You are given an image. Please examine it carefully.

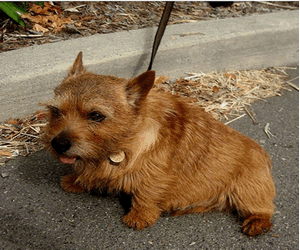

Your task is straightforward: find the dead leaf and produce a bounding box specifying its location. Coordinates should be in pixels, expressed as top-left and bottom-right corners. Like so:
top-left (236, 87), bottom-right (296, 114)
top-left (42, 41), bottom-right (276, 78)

top-left (48, 15), bottom-right (72, 27)
top-left (6, 118), bottom-right (20, 126)
top-left (224, 73), bottom-right (236, 79)
top-left (22, 12), bottom-right (72, 33)
top-left (213, 86), bottom-right (219, 93)
top-left (272, 234), bottom-right (280, 238)
top-left (51, 26), bottom-right (64, 33)
top-left (30, 4), bottom-right (50, 15)
top-left (60, 17), bottom-right (72, 25)
top-left (64, 7), bottom-right (80, 13)
top-left (45, 2), bottom-right (62, 14)
top-left (0, 151), bottom-right (13, 157)
top-left (236, 83), bottom-right (250, 91)
top-left (33, 23), bottom-right (49, 33)
top-left (21, 13), bottom-right (49, 25)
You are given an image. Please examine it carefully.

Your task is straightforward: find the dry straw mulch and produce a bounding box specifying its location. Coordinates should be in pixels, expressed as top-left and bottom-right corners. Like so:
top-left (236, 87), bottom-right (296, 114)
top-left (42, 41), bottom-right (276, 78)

top-left (155, 67), bottom-right (297, 121)
top-left (0, 111), bottom-right (46, 167)
top-left (0, 67), bottom-right (297, 167)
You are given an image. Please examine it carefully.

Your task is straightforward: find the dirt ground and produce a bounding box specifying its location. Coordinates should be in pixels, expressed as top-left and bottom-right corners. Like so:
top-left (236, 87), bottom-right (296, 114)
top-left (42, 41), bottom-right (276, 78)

top-left (0, 1), bottom-right (298, 53)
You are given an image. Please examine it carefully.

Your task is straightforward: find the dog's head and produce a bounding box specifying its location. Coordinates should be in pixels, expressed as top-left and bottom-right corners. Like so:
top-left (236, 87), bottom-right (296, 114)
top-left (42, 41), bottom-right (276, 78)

top-left (43, 52), bottom-right (155, 165)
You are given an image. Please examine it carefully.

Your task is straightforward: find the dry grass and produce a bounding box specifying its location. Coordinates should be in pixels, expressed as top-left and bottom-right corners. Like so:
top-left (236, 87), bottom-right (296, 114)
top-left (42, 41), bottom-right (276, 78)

top-left (155, 67), bottom-right (293, 120)
top-left (0, 67), bottom-right (295, 166)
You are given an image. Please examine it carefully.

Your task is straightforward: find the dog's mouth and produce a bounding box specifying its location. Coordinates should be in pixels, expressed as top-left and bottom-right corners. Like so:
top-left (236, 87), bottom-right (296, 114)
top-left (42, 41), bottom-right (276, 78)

top-left (58, 155), bottom-right (80, 164)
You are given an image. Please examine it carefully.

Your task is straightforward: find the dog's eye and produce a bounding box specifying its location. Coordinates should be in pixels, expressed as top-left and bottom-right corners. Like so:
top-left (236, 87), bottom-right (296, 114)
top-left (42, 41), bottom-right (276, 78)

top-left (88, 111), bottom-right (106, 122)
top-left (49, 106), bottom-right (61, 118)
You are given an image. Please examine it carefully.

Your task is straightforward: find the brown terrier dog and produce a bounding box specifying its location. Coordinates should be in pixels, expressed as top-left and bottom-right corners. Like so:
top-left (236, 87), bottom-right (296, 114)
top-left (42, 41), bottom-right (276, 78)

top-left (44, 52), bottom-right (275, 236)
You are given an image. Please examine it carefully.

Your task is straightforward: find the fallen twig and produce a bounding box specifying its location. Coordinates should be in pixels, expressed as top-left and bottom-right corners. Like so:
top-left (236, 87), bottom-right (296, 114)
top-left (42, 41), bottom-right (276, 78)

top-left (224, 114), bottom-right (246, 125)
top-left (275, 67), bottom-right (297, 70)
top-left (264, 123), bottom-right (275, 138)
top-left (259, 1), bottom-right (298, 9)
top-left (244, 107), bottom-right (258, 125)
top-left (9, 34), bottom-right (44, 38)
top-left (64, 4), bottom-right (86, 12)
top-left (285, 76), bottom-right (299, 91)
top-left (286, 81), bottom-right (299, 91)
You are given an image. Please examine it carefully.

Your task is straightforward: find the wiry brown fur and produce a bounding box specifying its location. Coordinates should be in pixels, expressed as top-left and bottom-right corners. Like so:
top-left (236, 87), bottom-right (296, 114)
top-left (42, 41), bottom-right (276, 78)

top-left (43, 52), bottom-right (276, 236)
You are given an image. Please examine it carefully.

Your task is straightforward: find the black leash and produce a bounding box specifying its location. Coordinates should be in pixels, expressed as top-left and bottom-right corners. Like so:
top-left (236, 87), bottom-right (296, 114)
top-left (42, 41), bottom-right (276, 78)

top-left (148, 2), bottom-right (174, 71)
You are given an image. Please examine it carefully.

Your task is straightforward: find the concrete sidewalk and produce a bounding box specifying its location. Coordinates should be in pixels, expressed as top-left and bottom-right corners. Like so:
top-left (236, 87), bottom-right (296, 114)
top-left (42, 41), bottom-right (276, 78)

top-left (0, 10), bottom-right (299, 121)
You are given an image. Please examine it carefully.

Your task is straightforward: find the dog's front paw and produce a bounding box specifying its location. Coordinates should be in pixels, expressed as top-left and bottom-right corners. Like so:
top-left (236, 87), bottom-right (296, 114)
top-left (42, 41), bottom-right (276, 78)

top-left (242, 215), bottom-right (272, 236)
top-left (60, 174), bottom-right (86, 193)
top-left (122, 209), bottom-right (158, 230)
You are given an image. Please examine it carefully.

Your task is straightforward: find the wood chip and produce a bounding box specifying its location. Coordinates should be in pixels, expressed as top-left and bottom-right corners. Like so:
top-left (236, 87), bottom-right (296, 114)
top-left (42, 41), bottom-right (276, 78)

top-left (33, 24), bottom-right (49, 33)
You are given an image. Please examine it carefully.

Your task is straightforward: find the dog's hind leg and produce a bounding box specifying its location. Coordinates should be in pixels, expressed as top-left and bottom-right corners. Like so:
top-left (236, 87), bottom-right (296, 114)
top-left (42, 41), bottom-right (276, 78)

top-left (229, 176), bottom-right (275, 236)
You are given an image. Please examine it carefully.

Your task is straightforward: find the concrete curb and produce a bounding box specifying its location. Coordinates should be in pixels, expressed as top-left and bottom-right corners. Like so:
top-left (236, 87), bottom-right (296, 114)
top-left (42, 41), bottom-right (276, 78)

top-left (0, 10), bottom-right (298, 121)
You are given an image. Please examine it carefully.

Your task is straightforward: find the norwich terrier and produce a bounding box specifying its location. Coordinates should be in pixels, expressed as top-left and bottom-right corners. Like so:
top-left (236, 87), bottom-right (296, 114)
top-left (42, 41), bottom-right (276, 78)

top-left (44, 52), bottom-right (275, 236)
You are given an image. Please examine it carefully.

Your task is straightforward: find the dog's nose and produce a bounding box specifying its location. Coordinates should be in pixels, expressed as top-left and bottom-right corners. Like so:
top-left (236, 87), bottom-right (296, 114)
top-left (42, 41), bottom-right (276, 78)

top-left (51, 136), bottom-right (72, 154)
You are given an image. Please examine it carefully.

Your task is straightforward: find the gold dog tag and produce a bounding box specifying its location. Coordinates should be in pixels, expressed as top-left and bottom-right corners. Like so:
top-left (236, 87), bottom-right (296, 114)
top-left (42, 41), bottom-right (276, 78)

top-left (109, 151), bottom-right (125, 164)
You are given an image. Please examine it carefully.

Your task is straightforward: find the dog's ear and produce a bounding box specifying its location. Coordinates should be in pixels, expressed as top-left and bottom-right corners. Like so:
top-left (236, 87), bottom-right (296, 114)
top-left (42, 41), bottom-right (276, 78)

top-left (68, 51), bottom-right (85, 76)
top-left (126, 70), bottom-right (155, 107)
